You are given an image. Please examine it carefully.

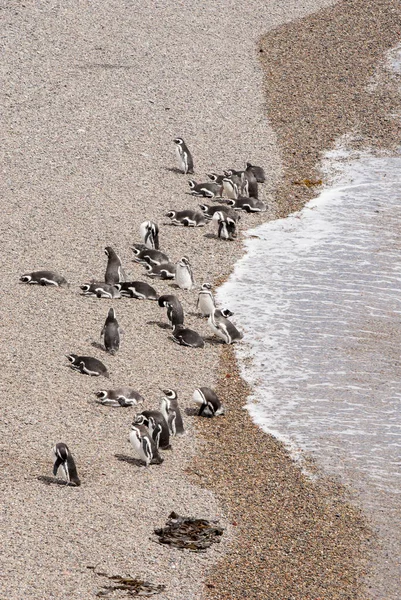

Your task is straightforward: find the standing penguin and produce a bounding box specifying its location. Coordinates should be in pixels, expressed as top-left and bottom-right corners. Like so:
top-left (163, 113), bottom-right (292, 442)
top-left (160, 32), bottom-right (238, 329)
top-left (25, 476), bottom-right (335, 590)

top-left (246, 162), bottom-right (266, 183)
top-left (158, 294), bottom-right (184, 328)
top-left (104, 247), bottom-right (125, 285)
top-left (160, 389), bottom-right (185, 435)
top-left (213, 211), bottom-right (238, 241)
top-left (242, 169), bottom-right (258, 199)
top-left (193, 387), bottom-right (225, 417)
top-left (101, 308), bottom-right (121, 355)
top-left (175, 256), bottom-right (194, 290)
top-left (139, 221), bottom-right (160, 250)
top-left (134, 411), bottom-right (170, 450)
top-left (208, 309), bottom-right (243, 344)
top-left (173, 137), bottom-right (194, 174)
top-left (52, 443), bottom-right (81, 486)
top-left (129, 424), bottom-right (164, 467)
top-left (196, 283), bottom-right (216, 317)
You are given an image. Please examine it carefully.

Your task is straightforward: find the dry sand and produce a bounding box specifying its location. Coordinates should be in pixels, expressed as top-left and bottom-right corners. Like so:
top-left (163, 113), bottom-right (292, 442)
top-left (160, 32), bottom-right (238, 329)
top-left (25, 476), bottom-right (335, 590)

top-left (1, 0), bottom-right (400, 599)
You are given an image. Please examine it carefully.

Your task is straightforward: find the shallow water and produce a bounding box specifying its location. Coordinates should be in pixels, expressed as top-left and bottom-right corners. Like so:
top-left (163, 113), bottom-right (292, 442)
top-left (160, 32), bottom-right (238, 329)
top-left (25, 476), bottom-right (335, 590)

top-left (217, 146), bottom-right (401, 597)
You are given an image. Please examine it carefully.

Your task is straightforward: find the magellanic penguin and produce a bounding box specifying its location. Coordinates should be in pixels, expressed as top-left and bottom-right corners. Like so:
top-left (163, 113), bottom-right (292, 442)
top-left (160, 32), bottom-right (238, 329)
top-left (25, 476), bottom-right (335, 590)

top-left (188, 180), bottom-right (223, 198)
top-left (227, 196), bottom-right (267, 213)
top-left (139, 221), bottom-right (160, 250)
top-left (196, 283), bottom-right (215, 317)
top-left (131, 244), bottom-right (169, 266)
top-left (222, 177), bottom-right (239, 200)
top-left (20, 270), bottom-right (68, 287)
top-left (129, 423), bottom-right (164, 467)
top-left (246, 162), bottom-right (266, 183)
top-left (207, 172), bottom-right (225, 184)
top-left (160, 389), bottom-right (185, 435)
top-left (212, 211), bottom-right (238, 241)
top-left (198, 204), bottom-right (234, 221)
top-left (175, 256), bottom-right (194, 290)
top-left (165, 210), bottom-right (206, 227)
top-left (101, 308), bottom-right (121, 355)
top-left (117, 281), bottom-right (158, 300)
top-left (67, 354), bottom-right (110, 378)
top-left (104, 246), bottom-right (125, 285)
top-left (134, 410), bottom-right (171, 450)
top-left (172, 325), bottom-right (204, 348)
top-left (242, 169), bottom-right (258, 199)
top-left (80, 282), bottom-right (121, 298)
top-left (193, 387), bottom-right (225, 417)
top-left (208, 309), bottom-right (243, 344)
top-left (158, 294), bottom-right (184, 328)
top-left (144, 262), bottom-right (176, 280)
top-left (52, 443), bottom-right (81, 486)
top-left (95, 387), bottom-right (144, 407)
top-left (173, 137), bottom-right (194, 174)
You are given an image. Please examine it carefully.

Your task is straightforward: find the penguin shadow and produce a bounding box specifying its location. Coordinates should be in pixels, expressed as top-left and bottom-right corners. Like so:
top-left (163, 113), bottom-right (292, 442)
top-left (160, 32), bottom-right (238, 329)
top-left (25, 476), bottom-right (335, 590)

top-left (146, 320), bottom-right (171, 330)
top-left (203, 336), bottom-right (224, 346)
top-left (114, 453), bottom-right (144, 468)
top-left (203, 233), bottom-right (217, 240)
top-left (91, 341), bottom-right (105, 352)
top-left (185, 407), bottom-right (199, 417)
top-left (37, 475), bottom-right (76, 487)
top-left (164, 167), bottom-right (184, 174)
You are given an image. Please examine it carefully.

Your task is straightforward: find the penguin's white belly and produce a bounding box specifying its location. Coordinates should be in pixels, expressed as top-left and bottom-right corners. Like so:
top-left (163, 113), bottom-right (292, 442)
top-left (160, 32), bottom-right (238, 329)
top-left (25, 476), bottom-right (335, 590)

top-left (192, 388), bottom-right (205, 406)
top-left (223, 180), bottom-right (238, 199)
top-left (208, 317), bottom-right (229, 343)
top-left (129, 431), bottom-right (147, 462)
top-left (176, 146), bottom-right (185, 171)
top-left (176, 266), bottom-right (193, 290)
top-left (198, 294), bottom-right (215, 316)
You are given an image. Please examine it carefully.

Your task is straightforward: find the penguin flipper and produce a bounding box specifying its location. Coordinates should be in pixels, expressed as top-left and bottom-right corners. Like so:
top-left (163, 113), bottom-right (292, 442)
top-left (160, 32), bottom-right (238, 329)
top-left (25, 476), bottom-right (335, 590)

top-left (53, 457), bottom-right (62, 476)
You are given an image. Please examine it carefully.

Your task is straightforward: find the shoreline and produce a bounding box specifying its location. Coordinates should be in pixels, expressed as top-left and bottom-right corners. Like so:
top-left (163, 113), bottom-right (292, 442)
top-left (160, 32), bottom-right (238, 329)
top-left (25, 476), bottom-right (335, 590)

top-left (197, 2), bottom-right (401, 599)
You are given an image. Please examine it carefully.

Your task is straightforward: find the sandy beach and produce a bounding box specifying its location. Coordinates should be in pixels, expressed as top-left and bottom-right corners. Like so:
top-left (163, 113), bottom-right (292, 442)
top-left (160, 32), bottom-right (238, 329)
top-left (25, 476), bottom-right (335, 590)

top-left (1, 0), bottom-right (400, 599)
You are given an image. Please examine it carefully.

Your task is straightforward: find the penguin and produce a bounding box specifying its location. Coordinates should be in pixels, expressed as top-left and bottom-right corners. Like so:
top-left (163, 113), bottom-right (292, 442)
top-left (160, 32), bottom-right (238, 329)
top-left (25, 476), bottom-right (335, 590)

top-left (165, 210), bottom-right (206, 227)
top-left (173, 137), bottom-right (194, 174)
top-left (172, 325), bottom-right (204, 348)
top-left (175, 256), bottom-right (194, 290)
top-left (246, 162), bottom-right (266, 183)
top-left (222, 177), bottom-right (239, 200)
top-left (227, 197), bottom-right (267, 213)
top-left (95, 387), bottom-right (144, 407)
top-left (242, 169), bottom-right (258, 199)
top-left (134, 410), bottom-right (170, 450)
top-left (207, 309), bottom-right (243, 344)
top-left (139, 221), bottom-right (160, 250)
top-left (131, 244), bottom-right (169, 266)
top-left (67, 354), bottom-right (109, 378)
top-left (52, 443), bottom-right (81, 486)
top-left (196, 283), bottom-right (216, 317)
top-left (101, 308), bottom-right (121, 355)
top-left (160, 389), bottom-right (185, 435)
top-left (198, 204), bottom-right (235, 221)
top-left (144, 262), bottom-right (176, 279)
top-left (188, 180), bottom-right (222, 198)
top-left (80, 282), bottom-right (121, 298)
top-left (206, 173), bottom-right (225, 184)
top-left (193, 387), bottom-right (225, 417)
top-left (20, 270), bottom-right (68, 287)
top-left (158, 294), bottom-right (184, 328)
top-left (213, 211), bottom-right (238, 241)
top-left (118, 281), bottom-right (158, 300)
top-left (129, 423), bottom-right (164, 466)
top-left (104, 247), bottom-right (125, 285)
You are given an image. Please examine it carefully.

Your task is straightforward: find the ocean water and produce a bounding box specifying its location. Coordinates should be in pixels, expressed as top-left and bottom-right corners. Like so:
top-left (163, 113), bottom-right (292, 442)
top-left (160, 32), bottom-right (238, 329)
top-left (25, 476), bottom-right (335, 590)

top-left (217, 147), bottom-right (401, 596)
